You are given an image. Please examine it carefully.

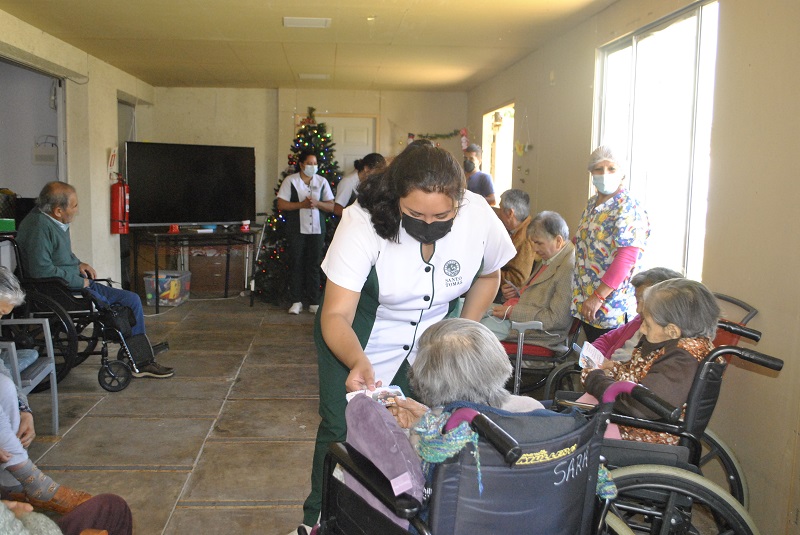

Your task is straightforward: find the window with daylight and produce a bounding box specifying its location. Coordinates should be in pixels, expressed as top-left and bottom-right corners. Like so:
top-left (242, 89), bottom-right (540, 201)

top-left (594, 1), bottom-right (719, 279)
top-left (481, 103), bottom-right (515, 198)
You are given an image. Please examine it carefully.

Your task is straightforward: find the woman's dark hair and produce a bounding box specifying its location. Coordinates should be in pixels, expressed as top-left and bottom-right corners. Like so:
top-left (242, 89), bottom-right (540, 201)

top-left (296, 150), bottom-right (317, 171)
top-left (354, 153), bottom-right (386, 172)
top-left (358, 144), bottom-right (465, 241)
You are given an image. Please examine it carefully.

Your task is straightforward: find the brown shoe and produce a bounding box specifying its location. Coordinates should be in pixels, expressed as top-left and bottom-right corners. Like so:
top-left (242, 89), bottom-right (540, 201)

top-left (7, 485), bottom-right (93, 515)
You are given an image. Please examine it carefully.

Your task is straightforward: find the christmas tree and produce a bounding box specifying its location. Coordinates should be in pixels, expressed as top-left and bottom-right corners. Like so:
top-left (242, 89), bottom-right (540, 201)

top-left (253, 107), bottom-right (342, 304)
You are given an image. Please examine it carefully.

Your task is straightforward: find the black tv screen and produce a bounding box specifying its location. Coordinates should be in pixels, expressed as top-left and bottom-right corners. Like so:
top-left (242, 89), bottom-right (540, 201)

top-left (125, 141), bottom-right (255, 226)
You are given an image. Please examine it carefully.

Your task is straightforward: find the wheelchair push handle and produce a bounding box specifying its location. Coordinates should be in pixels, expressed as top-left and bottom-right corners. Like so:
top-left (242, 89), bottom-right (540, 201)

top-left (602, 381), bottom-right (682, 423)
top-left (446, 408), bottom-right (522, 465)
top-left (717, 320), bottom-right (761, 342)
top-left (707, 345), bottom-right (783, 371)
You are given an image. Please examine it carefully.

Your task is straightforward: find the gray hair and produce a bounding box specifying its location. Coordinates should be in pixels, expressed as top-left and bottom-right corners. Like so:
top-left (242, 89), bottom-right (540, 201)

top-left (465, 144), bottom-right (482, 157)
top-left (499, 189), bottom-right (530, 221)
top-left (0, 266), bottom-right (25, 307)
top-left (643, 278), bottom-right (719, 339)
top-left (528, 210), bottom-right (569, 241)
top-left (587, 145), bottom-right (628, 176)
top-left (36, 181), bottom-right (76, 215)
top-left (631, 267), bottom-right (685, 289)
top-left (409, 318), bottom-right (512, 408)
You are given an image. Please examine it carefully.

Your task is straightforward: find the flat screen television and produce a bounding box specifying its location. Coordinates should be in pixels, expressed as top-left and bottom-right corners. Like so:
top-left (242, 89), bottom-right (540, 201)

top-left (125, 141), bottom-right (256, 227)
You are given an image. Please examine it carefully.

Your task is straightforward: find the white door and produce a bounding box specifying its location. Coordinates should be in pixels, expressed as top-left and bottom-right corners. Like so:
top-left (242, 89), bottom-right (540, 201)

top-left (322, 116), bottom-right (376, 175)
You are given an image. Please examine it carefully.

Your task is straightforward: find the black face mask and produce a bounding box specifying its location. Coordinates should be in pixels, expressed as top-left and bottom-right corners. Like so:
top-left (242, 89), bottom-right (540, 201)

top-left (401, 213), bottom-right (454, 244)
top-left (463, 160), bottom-right (476, 173)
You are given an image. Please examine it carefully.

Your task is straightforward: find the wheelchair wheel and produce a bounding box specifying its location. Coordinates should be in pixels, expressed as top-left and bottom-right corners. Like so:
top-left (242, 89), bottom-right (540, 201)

top-left (98, 360), bottom-right (132, 392)
top-left (699, 429), bottom-right (749, 508)
top-left (544, 360), bottom-right (583, 400)
top-left (608, 464), bottom-right (758, 534)
top-left (7, 292), bottom-right (78, 391)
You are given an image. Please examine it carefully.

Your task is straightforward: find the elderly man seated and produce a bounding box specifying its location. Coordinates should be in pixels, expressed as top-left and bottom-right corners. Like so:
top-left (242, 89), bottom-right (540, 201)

top-left (495, 189), bottom-right (536, 296)
top-left (16, 181), bottom-right (173, 379)
top-left (481, 210), bottom-right (575, 353)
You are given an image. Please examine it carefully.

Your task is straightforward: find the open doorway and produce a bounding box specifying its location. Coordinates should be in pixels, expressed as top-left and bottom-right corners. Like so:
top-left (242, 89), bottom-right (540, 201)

top-left (481, 104), bottom-right (515, 197)
top-left (0, 58), bottom-right (66, 224)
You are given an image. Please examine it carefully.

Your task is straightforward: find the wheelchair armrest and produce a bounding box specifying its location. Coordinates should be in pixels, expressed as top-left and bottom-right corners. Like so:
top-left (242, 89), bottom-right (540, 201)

top-left (327, 442), bottom-right (423, 520)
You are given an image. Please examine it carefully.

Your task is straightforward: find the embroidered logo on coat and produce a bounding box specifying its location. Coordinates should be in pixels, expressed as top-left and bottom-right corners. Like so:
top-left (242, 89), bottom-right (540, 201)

top-left (444, 260), bottom-right (460, 277)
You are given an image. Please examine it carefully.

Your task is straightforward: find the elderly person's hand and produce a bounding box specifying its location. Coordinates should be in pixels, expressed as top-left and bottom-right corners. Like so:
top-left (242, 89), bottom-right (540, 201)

top-left (0, 447), bottom-right (10, 463)
top-left (2, 499), bottom-right (33, 519)
top-left (78, 262), bottom-right (97, 280)
top-left (17, 412), bottom-right (35, 448)
top-left (388, 397), bottom-right (429, 429)
top-left (491, 304), bottom-right (512, 319)
top-left (501, 283), bottom-right (519, 301)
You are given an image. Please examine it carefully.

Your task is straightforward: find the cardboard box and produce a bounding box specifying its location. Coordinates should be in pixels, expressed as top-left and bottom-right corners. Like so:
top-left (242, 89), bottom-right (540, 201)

top-left (143, 270), bottom-right (190, 306)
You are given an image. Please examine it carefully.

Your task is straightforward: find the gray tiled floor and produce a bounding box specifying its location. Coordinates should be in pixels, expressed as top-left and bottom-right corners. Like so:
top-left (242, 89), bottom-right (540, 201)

top-left (26, 296), bottom-right (318, 535)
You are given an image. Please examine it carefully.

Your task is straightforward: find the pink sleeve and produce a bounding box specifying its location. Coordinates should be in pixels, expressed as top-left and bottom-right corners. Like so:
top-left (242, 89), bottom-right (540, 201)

top-left (601, 246), bottom-right (639, 289)
top-left (593, 316), bottom-right (642, 358)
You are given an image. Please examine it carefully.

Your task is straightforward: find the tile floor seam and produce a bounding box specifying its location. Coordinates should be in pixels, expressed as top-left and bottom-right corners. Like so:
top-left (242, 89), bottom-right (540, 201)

top-left (161, 334), bottom-right (255, 534)
top-left (32, 395), bottom-right (106, 464)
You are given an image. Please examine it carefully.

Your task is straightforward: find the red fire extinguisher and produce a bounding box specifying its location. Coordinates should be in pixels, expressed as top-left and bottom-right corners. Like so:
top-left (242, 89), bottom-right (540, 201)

top-left (110, 174), bottom-right (129, 234)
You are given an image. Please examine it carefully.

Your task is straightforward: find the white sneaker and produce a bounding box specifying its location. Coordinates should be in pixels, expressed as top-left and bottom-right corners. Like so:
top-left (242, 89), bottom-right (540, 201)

top-left (288, 302), bottom-right (303, 315)
top-left (308, 305), bottom-right (319, 314)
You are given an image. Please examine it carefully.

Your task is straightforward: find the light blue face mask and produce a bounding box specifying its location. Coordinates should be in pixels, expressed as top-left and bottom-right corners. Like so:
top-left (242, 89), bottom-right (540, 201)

top-left (592, 173), bottom-right (621, 195)
top-left (303, 164), bottom-right (318, 177)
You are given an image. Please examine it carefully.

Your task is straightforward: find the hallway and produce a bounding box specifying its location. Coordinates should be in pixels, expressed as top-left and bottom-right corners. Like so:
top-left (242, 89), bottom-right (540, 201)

top-left (26, 296), bottom-right (319, 534)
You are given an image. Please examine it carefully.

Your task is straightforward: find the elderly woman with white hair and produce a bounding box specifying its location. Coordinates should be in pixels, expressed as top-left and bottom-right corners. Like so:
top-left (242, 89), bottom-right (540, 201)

top-left (572, 146), bottom-right (650, 342)
top-left (0, 267), bottom-right (93, 516)
top-left (390, 318), bottom-right (544, 430)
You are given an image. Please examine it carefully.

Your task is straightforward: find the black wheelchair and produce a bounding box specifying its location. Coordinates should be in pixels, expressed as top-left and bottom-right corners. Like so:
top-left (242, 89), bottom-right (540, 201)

top-left (544, 296), bottom-right (763, 508)
top-left (0, 236), bottom-right (165, 392)
top-left (318, 336), bottom-right (781, 535)
top-left (317, 387), bottom-right (759, 534)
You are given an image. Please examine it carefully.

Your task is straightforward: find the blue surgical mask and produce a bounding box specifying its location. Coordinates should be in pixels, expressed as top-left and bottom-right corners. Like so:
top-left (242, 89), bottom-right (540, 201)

top-left (303, 165), bottom-right (318, 177)
top-left (592, 173), bottom-right (621, 195)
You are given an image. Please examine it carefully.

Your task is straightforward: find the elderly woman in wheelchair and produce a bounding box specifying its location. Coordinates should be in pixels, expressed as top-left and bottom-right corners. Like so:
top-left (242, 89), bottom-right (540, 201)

top-left (580, 278), bottom-right (719, 444)
top-left (389, 318), bottom-right (544, 432)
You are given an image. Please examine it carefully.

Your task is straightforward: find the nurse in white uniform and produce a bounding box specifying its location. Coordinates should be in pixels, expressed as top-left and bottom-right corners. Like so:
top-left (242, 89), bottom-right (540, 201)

top-left (296, 143), bottom-right (516, 531)
top-left (332, 152), bottom-right (386, 218)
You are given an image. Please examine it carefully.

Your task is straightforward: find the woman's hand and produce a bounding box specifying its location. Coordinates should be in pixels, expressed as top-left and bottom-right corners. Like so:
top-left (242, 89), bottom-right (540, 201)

top-left (345, 357), bottom-right (381, 393)
top-left (388, 397), bottom-right (429, 429)
top-left (17, 412), bottom-right (35, 448)
top-left (581, 293), bottom-right (603, 321)
top-left (2, 499), bottom-right (33, 519)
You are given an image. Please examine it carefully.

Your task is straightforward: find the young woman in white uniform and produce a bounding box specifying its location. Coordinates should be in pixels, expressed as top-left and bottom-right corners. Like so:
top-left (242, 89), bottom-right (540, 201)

top-left (295, 143), bottom-right (516, 532)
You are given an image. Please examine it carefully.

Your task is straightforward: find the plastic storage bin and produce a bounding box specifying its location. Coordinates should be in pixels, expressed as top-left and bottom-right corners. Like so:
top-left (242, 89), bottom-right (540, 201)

top-left (143, 270), bottom-right (191, 306)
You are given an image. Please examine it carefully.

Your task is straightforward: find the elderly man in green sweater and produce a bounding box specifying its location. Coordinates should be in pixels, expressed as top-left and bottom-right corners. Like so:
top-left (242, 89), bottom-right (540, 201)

top-left (16, 181), bottom-right (173, 379)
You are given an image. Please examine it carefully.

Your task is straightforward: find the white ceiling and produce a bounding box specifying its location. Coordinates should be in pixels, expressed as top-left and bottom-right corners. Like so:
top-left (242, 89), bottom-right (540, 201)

top-left (0, 0), bottom-right (617, 91)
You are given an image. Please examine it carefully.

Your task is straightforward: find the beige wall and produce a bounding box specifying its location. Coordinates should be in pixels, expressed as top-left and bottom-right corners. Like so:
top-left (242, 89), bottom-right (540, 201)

top-left (146, 87), bottom-right (277, 216)
top-left (0, 8), bottom-right (154, 279)
top-left (3, 0), bottom-right (799, 530)
top-left (468, 0), bottom-right (800, 531)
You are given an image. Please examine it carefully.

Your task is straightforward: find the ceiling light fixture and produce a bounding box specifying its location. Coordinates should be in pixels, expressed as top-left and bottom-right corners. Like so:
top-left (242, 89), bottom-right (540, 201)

top-left (298, 73), bottom-right (330, 80)
top-left (367, 15), bottom-right (377, 22)
top-left (283, 17), bottom-right (332, 29)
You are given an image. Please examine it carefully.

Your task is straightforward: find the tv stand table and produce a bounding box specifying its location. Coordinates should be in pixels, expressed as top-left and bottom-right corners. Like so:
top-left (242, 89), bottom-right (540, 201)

top-left (132, 228), bottom-right (258, 313)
